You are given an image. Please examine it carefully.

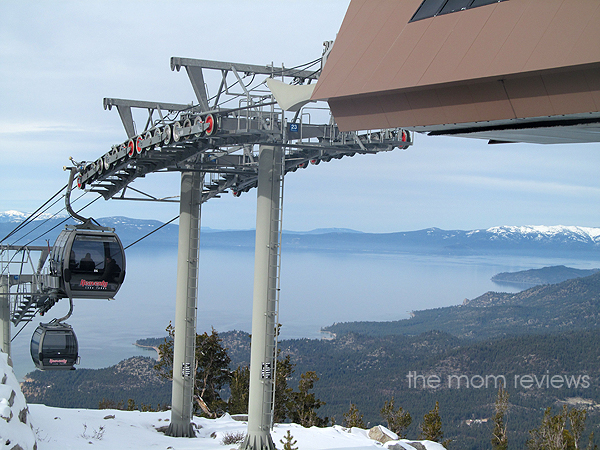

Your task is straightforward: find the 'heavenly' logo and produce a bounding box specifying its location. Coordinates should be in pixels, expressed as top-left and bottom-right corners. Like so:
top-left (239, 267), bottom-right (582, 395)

top-left (79, 279), bottom-right (108, 289)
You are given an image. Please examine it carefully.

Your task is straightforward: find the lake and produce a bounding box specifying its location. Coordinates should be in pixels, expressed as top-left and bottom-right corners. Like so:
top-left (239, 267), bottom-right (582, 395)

top-left (10, 247), bottom-right (600, 379)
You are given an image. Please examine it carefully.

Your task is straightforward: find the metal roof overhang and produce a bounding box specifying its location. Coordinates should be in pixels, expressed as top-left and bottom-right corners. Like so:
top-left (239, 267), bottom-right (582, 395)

top-left (410, 112), bottom-right (600, 145)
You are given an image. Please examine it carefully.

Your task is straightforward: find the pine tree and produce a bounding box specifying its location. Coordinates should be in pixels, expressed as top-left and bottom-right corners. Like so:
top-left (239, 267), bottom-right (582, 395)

top-left (272, 325), bottom-right (296, 424)
top-left (343, 403), bottom-right (365, 429)
top-left (194, 328), bottom-right (232, 415)
top-left (280, 430), bottom-right (298, 450)
top-left (154, 323), bottom-right (231, 417)
top-left (273, 354), bottom-right (295, 423)
top-left (527, 407), bottom-right (565, 450)
top-left (528, 406), bottom-right (590, 450)
top-left (223, 348), bottom-right (327, 426)
top-left (380, 396), bottom-right (412, 438)
top-left (491, 385), bottom-right (509, 450)
top-left (569, 408), bottom-right (587, 450)
top-left (227, 365), bottom-right (250, 414)
top-left (287, 371), bottom-right (328, 427)
top-left (419, 401), bottom-right (444, 443)
top-left (586, 432), bottom-right (597, 450)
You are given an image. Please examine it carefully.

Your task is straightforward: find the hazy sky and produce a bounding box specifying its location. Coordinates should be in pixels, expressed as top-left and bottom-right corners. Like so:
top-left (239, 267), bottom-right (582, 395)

top-left (2, 1), bottom-right (600, 233)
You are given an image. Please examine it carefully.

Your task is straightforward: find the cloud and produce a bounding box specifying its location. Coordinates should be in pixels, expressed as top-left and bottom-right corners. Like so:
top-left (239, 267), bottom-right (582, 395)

top-left (439, 174), bottom-right (600, 197)
top-left (0, 122), bottom-right (86, 135)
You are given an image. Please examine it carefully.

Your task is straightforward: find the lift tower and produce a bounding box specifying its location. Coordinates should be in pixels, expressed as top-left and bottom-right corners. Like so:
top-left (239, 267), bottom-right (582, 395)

top-left (168, 170), bottom-right (203, 436)
top-left (243, 145), bottom-right (283, 449)
top-left (71, 54), bottom-right (412, 444)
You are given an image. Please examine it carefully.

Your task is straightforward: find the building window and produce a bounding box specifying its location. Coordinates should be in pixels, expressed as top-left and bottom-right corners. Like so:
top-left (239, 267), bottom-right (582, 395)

top-left (410, 0), bottom-right (505, 22)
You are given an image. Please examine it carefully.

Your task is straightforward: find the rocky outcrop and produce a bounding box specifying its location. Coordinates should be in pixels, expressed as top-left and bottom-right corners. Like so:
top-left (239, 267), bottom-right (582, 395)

top-left (368, 425), bottom-right (397, 443)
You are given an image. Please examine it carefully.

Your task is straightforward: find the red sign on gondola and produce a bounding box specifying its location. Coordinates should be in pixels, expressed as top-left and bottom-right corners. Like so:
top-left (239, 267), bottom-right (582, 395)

top-left (79, 279), bottom-right (108, 289)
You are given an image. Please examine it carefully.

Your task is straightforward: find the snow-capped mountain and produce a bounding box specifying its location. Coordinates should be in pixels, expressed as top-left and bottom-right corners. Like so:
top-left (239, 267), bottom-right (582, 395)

top-left (0, 210), bottom-right (30, 223)
top-left (0, 210), bottom-right (67, 223)
top-left (281, 225), bottom-right (600, 255)
top-left (2, 211), bottom-right (600, 255)
top-left (482, 225), bottom-right (600, 242)
top-left (470, 225), bottom-right (600, 245)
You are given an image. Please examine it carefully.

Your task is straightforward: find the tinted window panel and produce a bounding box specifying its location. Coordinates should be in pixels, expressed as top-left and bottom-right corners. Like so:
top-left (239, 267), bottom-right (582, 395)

top-left (439, 0), bottom-right (471, 15)
top-left (470, 0), bottom-right (501, 6)
top-left (411, 0), bottom-right (446, 22)
top-left (44, 333), bottom-right (67, 352)
top-left (410, 0), bottom-right (505, 22)
top-left (69, 235), bottom-right (124, 291)
top-left (71, 235), bottom-right (115, 272)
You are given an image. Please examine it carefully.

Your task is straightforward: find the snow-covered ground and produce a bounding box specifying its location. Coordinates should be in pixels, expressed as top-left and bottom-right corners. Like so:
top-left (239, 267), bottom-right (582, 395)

top-left (29, 405), bottom-right (446, 450)
top-left (1, 349), bottom-right (445, 450)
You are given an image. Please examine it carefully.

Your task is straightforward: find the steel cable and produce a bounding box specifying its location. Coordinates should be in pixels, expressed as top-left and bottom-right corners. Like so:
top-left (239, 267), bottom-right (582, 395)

top-left (0, 184), bottom-right (67, 243)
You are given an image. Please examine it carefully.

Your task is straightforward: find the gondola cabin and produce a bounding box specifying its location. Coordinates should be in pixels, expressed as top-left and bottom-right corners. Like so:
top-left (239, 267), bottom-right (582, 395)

top-left (30, 322), bottom-right (78, 370)
top-left (49, 223), bottom-right (126, 299)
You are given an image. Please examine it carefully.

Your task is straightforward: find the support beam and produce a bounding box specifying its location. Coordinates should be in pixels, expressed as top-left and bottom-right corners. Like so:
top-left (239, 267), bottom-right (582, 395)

top-left (242, 145), bottom-right (283, 450)
top-left (170, 57), bottom-right (320, 80)
top-left (185, 66), bottom-right (209, 111)
top-left (103, 97), bottom-right (192, 112)
top-left (167, 171), bottom-right (202, 437)
top-left (0, 282), bottom-right (10, 358)
top-left (116, 105), bottom-right (136, 138)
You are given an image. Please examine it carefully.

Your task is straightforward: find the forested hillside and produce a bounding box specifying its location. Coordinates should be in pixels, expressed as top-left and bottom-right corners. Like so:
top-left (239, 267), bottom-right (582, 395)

top-left (23, 328), bottom-right (600, 449)
top-left (278, 329), bottom-right (600, 449)
top-left (323, 271), bottom-right (600, 339)
top-left (21, 357), bottom-right (170, 409)
top-left (491, 264), bottom-right (599, 286)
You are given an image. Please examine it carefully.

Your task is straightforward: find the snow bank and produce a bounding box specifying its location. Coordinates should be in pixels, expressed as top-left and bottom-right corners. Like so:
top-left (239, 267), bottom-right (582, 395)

top-left (386, 440), bottom-right (447, 450)
top-left (0, 351), bottom-right (37, 450)
top-left (27, 405), bottom-right (446, 450)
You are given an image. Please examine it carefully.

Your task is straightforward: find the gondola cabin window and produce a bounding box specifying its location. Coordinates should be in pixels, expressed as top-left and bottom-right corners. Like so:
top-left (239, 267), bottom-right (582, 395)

top-left (30, 328), bottom-right (42, 367)
top-left (30, 323), bottom-right (79, 370)
top-left (50, 225), bottom-right (126, 299)
top-left (68, 234), bottom-right (124, 293)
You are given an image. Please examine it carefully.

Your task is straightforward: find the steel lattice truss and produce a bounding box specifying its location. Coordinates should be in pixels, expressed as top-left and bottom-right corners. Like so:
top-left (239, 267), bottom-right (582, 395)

top-left (76, 56), bottom-right (412, 202)
top-left (1, 245), bottom-right (49, 326)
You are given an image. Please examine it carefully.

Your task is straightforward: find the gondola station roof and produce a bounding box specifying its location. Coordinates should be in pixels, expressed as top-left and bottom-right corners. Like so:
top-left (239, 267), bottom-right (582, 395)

top-left (312, 0), bottom-right (600, 144)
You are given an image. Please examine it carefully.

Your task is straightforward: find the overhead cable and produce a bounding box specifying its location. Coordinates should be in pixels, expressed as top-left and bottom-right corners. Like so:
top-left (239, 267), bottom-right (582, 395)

top-left (20, 194), bottom-right (102, 248)
top-left (124, 215), bottom-right (179, 250)
top-left (9, 189), bottom-right (88, 247)
top-left (0, 184), bottom-right (67, 243)
top-left (8, 194), bottom-right (67, 246)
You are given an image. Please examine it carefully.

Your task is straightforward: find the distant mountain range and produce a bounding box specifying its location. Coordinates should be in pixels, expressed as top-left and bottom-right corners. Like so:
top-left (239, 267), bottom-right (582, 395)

top-left (2, 211), bottom-right (600, 256)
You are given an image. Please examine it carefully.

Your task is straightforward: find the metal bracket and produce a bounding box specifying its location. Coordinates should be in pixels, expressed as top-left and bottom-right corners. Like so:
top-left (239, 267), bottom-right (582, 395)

top-left (184, 66), bottom-right (209, 111)
top-left (170, 57), bottom-right (319, 80)
top-left (116, 105), bottom-right (136, 138)
top-left (104, 98), bottom-right (194, 137)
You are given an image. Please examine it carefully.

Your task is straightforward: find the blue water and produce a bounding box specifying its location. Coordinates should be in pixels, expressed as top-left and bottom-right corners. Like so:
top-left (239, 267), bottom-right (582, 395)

top-left (11, 247), bottom-right (600, 379)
